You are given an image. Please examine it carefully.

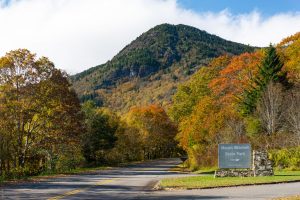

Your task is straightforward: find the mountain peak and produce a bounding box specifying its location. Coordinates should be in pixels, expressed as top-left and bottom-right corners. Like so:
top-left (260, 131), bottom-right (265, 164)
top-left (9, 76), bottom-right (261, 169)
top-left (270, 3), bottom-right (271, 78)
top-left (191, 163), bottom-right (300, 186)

top-left (72, 24), bottom-right (255, 112)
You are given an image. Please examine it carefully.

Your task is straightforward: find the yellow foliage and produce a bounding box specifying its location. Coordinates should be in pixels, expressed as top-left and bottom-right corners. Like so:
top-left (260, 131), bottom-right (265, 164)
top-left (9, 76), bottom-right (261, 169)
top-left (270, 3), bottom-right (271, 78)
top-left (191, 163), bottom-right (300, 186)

top-left (278, 32), bottom-right (300, 83)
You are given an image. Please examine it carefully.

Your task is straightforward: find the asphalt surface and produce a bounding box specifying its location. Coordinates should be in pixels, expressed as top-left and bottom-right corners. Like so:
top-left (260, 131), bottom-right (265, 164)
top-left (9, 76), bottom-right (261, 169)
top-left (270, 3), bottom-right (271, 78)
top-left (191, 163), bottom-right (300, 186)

top-left (0, 158), bottom-right (300, 200)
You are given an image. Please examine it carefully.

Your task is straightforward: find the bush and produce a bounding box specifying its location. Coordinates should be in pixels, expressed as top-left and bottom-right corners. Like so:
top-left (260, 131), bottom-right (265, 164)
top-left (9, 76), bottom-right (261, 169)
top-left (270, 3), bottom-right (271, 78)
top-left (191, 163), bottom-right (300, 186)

top-left (186, 144), bottom-right (218, 171)
top-left (245, 116), bottom-right (262, 137)
top-left (269, 146), bottom-right (300, 170)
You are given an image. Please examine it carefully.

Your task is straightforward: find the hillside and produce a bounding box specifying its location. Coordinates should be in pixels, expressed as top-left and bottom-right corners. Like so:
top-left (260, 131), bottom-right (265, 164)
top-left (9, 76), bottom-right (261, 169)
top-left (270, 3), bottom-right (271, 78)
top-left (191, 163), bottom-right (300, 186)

top-left (71, 23), bottom-right (255, 112)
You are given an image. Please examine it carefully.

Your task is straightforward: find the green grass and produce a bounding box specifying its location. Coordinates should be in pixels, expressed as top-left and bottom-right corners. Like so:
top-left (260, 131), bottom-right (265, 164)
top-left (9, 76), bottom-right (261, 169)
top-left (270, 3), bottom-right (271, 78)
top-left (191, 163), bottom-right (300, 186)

top-left (160, 171), bottom-right (300, 189)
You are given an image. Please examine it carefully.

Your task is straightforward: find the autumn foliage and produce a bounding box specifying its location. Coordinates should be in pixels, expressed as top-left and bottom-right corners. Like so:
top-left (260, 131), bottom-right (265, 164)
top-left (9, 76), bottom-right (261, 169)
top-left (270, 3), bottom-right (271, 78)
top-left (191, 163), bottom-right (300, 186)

top-left (209, 51), bottom-right (264, 105)
top-left (0, 49), bottom-right (84, 177)
top-left (1, 31), bottom-right (300, 178)
top-left (171, 33), bottom-right (300, 169)
top-left (122, 104), bottom-right (178, 160)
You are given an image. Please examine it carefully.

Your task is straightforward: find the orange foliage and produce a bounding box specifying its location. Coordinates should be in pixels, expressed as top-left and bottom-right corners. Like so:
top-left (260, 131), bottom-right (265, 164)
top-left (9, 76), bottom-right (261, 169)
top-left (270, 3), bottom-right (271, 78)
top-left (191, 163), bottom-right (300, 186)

top-left (209, 51), bottom-right (264, 105)
top-left (125, 104), bottom-right (178, 159)
top-left (177, 95), bottom-right (245, 167)
top-left (127, 104), bottom-right (167, 126)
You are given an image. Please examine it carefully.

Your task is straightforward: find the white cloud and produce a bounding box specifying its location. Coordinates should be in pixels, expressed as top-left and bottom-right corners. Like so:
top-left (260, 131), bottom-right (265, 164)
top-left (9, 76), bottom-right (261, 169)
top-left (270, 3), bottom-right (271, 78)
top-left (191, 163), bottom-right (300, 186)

top-left (0, 0), bottom-right (299, 74)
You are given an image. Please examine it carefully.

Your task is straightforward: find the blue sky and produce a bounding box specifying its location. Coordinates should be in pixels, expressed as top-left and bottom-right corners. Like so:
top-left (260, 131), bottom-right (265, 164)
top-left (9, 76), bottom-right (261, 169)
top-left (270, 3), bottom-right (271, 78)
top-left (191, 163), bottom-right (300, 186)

top-left (0, 0), bottom-right (300, 73)
top-left (0, 0), bottom-right (10, 6)
top-left (178, 0), bottom-right (300, 16)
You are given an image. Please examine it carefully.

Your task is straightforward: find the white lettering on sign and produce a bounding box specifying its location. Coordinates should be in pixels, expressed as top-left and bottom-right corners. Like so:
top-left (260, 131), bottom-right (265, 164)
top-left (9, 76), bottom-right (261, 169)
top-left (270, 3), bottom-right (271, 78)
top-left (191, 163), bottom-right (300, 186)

top-left (218, 144), bottom-right (251, 169)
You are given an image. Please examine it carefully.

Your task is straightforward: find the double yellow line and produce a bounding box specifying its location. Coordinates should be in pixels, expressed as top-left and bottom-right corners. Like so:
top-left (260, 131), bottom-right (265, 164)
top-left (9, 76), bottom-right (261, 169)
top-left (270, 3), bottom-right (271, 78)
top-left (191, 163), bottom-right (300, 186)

top-left (47, 179), bottom-right (117, 200)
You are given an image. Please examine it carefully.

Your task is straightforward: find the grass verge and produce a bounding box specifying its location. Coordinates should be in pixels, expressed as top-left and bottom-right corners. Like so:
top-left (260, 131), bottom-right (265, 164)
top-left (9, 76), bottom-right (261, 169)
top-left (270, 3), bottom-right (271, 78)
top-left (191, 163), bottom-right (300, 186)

top-left (160, 171), bottom-right (300, 189)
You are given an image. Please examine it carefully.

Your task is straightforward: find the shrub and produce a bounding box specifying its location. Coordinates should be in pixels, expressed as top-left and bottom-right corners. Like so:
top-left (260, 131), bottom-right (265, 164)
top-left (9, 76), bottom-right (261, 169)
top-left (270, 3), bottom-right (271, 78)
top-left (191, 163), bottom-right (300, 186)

top-left (269, 146), bottom-right (300, 170)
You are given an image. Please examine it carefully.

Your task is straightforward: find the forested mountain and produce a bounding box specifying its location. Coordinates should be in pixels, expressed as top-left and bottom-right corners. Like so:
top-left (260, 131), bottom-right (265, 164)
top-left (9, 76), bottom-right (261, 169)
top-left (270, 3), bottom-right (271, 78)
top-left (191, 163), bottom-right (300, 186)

top-left (71, 23), bottom-right (255, 112)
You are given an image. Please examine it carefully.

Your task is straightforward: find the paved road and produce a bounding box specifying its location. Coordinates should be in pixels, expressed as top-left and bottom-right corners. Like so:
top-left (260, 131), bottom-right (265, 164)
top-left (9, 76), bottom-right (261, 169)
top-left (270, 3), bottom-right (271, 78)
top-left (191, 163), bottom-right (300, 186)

top-left (1, 158), bottom-right (300, 200)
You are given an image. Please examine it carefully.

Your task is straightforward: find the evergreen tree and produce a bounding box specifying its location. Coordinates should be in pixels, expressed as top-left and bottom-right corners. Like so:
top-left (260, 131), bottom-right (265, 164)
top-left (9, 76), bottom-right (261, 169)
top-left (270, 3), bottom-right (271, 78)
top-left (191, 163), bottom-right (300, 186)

top-left (240, 45), bottom-right (288, 115)
top-left (255, 45), bottom-right (287, 87)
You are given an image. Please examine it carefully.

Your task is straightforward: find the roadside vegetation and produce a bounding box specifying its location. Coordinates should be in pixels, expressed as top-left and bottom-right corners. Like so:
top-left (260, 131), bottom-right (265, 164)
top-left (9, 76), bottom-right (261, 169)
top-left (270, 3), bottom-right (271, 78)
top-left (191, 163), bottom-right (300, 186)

top-left (0, 49), bottom-right (178, 183)
top-left (169, 32), bottom-right (300, 171)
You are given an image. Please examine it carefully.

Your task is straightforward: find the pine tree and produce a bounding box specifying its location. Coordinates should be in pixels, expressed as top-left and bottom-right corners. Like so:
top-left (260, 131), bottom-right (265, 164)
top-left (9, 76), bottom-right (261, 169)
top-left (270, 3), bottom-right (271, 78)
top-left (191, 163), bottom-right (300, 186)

top-left (240, 45), bottom-right (287, 115)
top-left (255, 45), bottom-right (287, 88)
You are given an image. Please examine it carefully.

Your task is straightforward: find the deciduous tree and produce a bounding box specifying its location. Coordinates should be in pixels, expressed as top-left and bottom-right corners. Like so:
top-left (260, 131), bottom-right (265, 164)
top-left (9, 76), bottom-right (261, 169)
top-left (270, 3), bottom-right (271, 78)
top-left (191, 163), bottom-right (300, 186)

top-left (256, 82), bottom-right (284, 136)
top-left (125, 105), bottom-right (177, 159)
top-left (169, 55), bottom-right (231, 122)
top-left (278, 32), bottom-right (300, 83)
top-left (81, 101), bottom-right (118, 165)
top-left (0, 49), bottom-right (83, 175)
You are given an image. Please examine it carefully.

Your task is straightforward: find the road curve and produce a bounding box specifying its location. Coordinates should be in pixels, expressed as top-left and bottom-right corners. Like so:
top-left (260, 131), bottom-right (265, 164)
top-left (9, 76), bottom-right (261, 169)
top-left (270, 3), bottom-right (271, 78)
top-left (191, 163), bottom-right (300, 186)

top-left (1, 158), bottom-right (300, 200)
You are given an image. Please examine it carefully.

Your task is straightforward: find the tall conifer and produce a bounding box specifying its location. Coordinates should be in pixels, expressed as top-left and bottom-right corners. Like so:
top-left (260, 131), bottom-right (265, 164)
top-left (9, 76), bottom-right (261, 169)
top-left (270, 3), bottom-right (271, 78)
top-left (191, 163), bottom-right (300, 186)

top-left (240, 45), bottom-right (287, 115)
